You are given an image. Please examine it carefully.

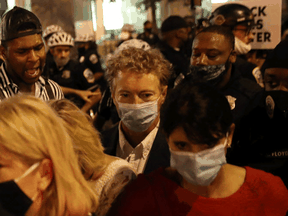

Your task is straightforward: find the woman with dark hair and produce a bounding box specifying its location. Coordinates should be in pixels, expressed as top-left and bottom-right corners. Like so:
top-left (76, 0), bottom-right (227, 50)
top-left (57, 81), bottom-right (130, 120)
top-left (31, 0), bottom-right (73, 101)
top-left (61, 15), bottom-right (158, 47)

top-left (107, 81), bottom-right (288, 216)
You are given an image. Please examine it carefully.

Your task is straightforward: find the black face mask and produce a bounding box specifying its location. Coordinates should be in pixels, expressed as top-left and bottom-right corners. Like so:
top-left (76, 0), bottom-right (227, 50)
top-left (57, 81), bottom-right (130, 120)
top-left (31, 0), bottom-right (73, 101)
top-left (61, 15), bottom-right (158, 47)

top-left (145, 28), bottom-right (152, 34)
top-left (78, 47), bottom-right (86, 55)
top-left (0, 162), bottom-right (39, 216)
top-left (189, 59), bottom-right (231, 87)
top-left (265, 90), bottom-right (288, 119)
top-left (0, 181), bottom-right (33, 215)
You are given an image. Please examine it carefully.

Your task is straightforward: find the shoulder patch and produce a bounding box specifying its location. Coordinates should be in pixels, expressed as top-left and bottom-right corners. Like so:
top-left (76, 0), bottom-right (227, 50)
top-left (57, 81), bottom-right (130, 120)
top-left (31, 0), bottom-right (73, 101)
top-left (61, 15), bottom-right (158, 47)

top-left (226, 95), bottom-right (237, 110)
top-left (83, 68), bottom-right (95, 83)
top-left (252, 67), bottom-right (264, 88)
top-left (89, 54), bottom-right (98, 64)
top-left (79, 56), bottom-right (85, 63)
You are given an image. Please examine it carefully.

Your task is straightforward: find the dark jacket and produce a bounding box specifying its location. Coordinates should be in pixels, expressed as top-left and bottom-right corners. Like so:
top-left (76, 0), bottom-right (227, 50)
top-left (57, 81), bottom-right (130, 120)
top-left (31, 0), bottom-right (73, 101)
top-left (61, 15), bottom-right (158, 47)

top-left (156, 40), bottom-right (190, 89)
top-left (101, 124), bottom-right (170, 174)
top-left (221, 64), bottom-right (263, 124)
top-left (234, 56), bottom-right (261, 85)
top-left (228, 100), bottom-right (288, 188)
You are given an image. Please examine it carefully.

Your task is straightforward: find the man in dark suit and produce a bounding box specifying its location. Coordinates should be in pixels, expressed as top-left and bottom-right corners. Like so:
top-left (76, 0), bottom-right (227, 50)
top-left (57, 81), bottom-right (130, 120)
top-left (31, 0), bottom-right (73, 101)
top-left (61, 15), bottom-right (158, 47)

top-left (101, 46), bottom-right (171, 174)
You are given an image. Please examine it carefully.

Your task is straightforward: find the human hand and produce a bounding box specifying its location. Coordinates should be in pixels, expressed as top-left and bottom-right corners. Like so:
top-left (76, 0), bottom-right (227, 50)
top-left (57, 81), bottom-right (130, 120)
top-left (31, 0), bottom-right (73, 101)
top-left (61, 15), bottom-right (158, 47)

top-left (75, 89), bottom-right (101, 103)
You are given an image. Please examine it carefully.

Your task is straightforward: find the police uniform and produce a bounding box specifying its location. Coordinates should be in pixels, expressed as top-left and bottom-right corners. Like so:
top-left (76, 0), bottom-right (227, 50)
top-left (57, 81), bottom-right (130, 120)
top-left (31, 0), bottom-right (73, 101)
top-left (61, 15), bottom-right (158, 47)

top-left (228, 101), bottom-right (288, 188)
top-left (220, 64), bottom-right (263, 124)
top-left (156, 40), bottom-right (190, 89)
top-left (78, 47), bottom-right (106, 91)
top-left (44, 59), bottom-right (95, 107)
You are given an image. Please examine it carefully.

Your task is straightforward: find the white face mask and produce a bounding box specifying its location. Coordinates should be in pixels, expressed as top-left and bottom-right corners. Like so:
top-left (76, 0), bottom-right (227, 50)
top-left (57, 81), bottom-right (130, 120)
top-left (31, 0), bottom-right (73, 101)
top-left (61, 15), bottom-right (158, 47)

top-left (54, 56), bottom-right (70, 68)
top-left (234, 37), bottom-right (252, 55)
top-left (117, 99), bottom-right (159, 133)
top-left (170, 134), bottom-right (228, 186)
top-left (120, 31), bottom-right (130, 40)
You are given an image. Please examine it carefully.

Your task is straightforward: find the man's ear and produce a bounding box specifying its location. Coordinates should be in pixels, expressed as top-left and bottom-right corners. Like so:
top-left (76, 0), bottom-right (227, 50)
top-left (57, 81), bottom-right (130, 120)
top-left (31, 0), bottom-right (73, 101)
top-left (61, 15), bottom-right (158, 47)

top-left (37, 159), bottom-right (53, 192)
top-left (229, 50), bottom-right (237, 63)
top-left (0, 45), bottom-right (7, 60)
top-left (160, 85), bottom-right (168, 105)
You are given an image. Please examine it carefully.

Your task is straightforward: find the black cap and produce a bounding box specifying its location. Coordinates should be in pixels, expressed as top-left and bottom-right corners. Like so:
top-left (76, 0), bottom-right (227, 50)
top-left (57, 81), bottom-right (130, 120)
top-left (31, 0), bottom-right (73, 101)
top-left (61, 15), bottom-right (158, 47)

top-left (261, 40), bottom-right (288, 73)
top-left (161, 16), bottom-right (188, 33)
top-left (1, 6), bottom-right (42, 41)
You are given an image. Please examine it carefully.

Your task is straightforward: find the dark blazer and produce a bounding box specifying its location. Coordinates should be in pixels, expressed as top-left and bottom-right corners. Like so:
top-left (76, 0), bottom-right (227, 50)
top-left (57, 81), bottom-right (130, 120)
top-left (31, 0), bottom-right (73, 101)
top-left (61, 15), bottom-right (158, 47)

top-left (101, 124), bottom-right (170, 174)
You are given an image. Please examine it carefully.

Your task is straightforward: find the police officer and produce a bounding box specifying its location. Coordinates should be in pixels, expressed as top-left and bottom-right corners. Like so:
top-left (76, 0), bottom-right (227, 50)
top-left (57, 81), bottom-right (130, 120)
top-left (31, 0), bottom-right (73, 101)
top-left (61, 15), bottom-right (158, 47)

top-left (117, 24), bottom-right (135, 47)
top-left (188, 25), bottom-right (262, 124)
top-left (209, 3), bottom-right (264, 87)
top-left (156, 16), bottom-right (190, 89)
top-left (45, 32), bottom-right (100, 109)
top-left (75, 33), bottom-right (106, 92)
top-left (42, 25), bottom-right (63, 80)
top-left (229, 39), bottom-right (288, 188)
top-left (137, 21), bottom-right (159, 47)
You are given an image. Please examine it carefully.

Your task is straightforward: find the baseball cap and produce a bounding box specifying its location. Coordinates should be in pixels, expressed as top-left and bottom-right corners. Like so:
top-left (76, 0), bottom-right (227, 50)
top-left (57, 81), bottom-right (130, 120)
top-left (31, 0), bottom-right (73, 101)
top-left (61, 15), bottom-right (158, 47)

top-left (161, 16), bottom-right (188, 33)
top-left (1, 6), bottom-right (42, 41)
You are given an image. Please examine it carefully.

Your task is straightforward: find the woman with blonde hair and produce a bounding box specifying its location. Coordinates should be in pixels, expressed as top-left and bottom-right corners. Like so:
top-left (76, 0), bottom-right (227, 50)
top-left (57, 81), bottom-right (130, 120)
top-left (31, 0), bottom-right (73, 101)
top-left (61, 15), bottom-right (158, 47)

top-left (0, 95), bottom-right (97, 216)
top-left (49, 99), bottom-right (136, 216)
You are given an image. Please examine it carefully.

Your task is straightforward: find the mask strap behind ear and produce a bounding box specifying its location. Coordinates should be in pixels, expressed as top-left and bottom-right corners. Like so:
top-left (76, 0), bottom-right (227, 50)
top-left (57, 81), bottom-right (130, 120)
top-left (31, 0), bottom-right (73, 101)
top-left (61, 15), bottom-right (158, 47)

top-left (15, 162), bottom-right (40, 183)
top-left (224, 132), bottom-right (229, 147)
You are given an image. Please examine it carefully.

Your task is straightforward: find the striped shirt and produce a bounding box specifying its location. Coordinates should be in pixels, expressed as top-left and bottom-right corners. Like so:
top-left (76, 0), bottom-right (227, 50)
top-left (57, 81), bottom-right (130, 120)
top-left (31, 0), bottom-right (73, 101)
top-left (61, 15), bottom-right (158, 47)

top-left (0, 64), bottom-right (64, 101)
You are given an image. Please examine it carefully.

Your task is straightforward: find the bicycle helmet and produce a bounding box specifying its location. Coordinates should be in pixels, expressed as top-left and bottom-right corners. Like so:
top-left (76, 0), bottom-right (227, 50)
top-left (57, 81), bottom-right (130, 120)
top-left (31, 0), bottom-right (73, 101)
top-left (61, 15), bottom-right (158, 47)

top-left (47, 32), bottom-right (74, 47)
top-left (43, 25), bottom-right (63, 39)
top-left (75, 33), bottom-right (95, 42)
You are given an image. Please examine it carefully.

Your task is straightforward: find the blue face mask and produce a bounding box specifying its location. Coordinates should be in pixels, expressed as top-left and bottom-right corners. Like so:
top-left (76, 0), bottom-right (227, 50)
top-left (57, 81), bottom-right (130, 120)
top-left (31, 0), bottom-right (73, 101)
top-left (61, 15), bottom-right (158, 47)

top-left (117, 99), bottom-right (159, 132)
top-left (170, 136), bottom-right (228, 186)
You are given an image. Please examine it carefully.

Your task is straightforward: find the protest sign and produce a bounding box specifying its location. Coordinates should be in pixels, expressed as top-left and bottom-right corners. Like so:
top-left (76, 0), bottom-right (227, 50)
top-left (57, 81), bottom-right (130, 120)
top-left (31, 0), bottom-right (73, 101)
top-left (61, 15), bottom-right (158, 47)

top-left (212, 0), bottom-right (281, 49)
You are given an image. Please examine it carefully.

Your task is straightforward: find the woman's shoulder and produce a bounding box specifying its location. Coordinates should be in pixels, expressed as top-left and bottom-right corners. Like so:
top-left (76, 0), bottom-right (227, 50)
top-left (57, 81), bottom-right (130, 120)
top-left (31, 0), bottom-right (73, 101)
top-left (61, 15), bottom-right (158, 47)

top-left (244, 166), bottom-right (286, 186)
top-left (243, 166), bottom-right (288, 204)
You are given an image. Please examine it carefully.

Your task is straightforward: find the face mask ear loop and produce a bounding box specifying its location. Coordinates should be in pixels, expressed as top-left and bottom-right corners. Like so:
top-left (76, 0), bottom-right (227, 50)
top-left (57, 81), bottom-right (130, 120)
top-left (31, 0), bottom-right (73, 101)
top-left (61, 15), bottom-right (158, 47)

top-left (15, 162), bottom-right (40, 183)
top-left (224, 132), bottom-right (230, 148)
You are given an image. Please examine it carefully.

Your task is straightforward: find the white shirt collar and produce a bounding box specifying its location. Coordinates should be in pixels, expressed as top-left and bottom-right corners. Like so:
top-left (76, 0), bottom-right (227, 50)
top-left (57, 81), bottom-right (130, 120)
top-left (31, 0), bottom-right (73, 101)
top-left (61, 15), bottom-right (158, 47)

top-left (118, 120), bottom-right (160, 159)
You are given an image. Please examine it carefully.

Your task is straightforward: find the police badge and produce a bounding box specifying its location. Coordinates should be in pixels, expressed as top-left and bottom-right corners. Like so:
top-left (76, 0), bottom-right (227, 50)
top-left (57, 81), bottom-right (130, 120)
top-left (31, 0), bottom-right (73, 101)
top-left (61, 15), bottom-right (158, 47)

top-left (266, 95), bottom-right (275, 119)
top-left (83, 68), bottom-right (95, 83)
top-left (226, 95), bottom-right (236, 110)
